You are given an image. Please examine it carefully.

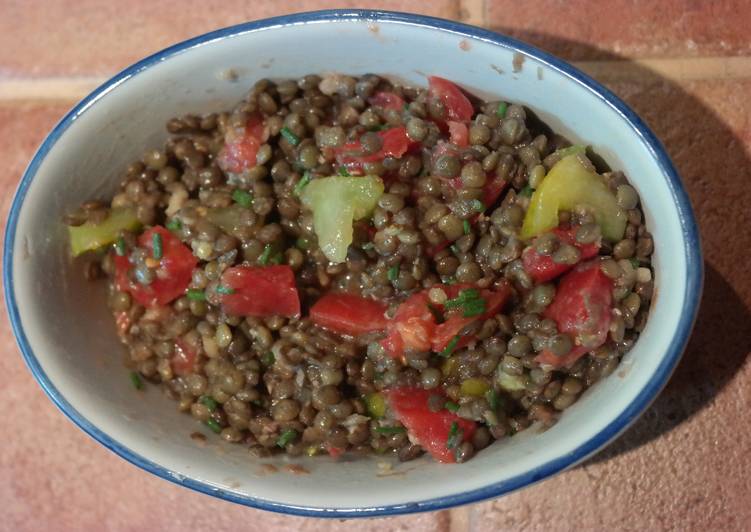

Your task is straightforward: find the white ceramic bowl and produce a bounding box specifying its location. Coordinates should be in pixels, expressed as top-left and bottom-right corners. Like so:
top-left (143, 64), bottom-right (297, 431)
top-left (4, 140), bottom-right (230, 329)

top-left (4, 10), bottom-right (702, 517)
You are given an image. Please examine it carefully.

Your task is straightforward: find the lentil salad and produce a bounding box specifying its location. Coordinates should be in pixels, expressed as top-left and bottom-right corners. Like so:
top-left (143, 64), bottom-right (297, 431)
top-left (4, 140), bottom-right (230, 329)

top-left (65, 73), bottom-right (654, 464)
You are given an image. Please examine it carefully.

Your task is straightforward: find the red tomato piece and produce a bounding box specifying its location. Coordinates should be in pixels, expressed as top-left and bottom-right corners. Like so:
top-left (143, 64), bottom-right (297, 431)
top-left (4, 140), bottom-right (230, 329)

top-left (481, 174), bottom-right (508, 211)
top-left (427, 76), bottom-right (474, 123)
top-left (172, 337), bottom-right (198, 376)
top-left (387, 387), bottom-right (476, 463)
top-left (335, 127), bottom-right (411, 173)
top-left (217, 113), bottom-right (266, 174)
top-left (380, 291), bottom-right (435, 357)
top-left (522, 227), bottom-right (601, 283)
top-left (431, 284), bottom-right (512, 352)
top-left (447, 121), bottom-right (469, 147)
top-left (310, 292), bottom-right (388, 337)
top-left (114, 226), bottom-right (197, 307)
top-left (535, 260), bottom-right (613, 368)
top-left (220, 265), bottom-right (300, 318)
top-left (368, 91), bottom-right (405, 111)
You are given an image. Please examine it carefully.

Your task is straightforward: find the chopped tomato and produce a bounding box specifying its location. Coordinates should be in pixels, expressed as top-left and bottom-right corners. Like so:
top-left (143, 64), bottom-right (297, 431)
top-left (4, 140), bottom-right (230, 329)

top-left (522, 226), bottom-right (601, 283)
top-left (172, 337), bottom-right (198, 376)
top-left (427, 76), bottom-right (474, 123)
top-left (481, 174), bottom-right (508, 211)
top-left (535, 260), bottom-right (613, 368)
top-left (387, 387), bottom-right (476, 463)
top-left (447, 121), bottom-right (469, 147)
top-left (310, 292), bottom-right (388, 337)
top-left (431, 283), bottom-right (512, 352)
top-left (325, 444), bottom-right (345, 459)
top-left (368, 91), bottom-right (405, 111)
top-left (335, 127), bottom-right (411, 173)
top-left (380, 291), bottom-right (435, 357)
top-left (220, 265), bottom-right (300, 318)
top-left (217, 113), bottom-right (266, 174)
top-left (114, 226), bottom-right (197, 307)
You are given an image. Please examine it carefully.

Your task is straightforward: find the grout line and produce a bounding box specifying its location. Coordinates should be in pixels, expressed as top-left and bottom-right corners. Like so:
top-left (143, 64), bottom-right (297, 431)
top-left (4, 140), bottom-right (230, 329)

top-left (0, 56), bottom-right (750, 104)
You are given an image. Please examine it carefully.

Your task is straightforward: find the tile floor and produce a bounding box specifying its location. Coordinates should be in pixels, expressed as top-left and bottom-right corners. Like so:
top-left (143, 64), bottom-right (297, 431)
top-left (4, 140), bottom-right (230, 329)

top-left (1, 1), bottom-right (749, 530)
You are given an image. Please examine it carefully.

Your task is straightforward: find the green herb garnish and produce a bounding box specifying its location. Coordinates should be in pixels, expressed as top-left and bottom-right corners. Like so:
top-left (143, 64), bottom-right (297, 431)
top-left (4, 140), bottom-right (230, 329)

top-left (471, 199), bottom-right (485, 212)
top-left (114, 237), bottom-right (126, 257)
top-left (199, 395), bottom-right (218, 412)
top-left (205, 419), bottom-right (222, 434)
top-left (446, 421), bottom-right (462, 449)
top-left (129, 371), bottom-right (143, 390)
top-left (215, 285), bottom-right (235, 295)
top-left (387, 265), bottom-right (399, 281)
top-left (337, 166), bottom-right (351, 177)
top-left (186, 289), bottom-right (206, 301)
top-left (443, 288), bottom-right (481, 310)
top-left (166, 218), bottom-right (182, 232)
top-left (261, 352), bottom-right (275, 366)
top-left (462, 298), bottom-right (486, 318)
top-left (486, 389), bottom-right (499, 411)
top-left (629, 258), bottom-right (640, 269)
top-left (374, 426), bottom-right (406, 435)
top-left (463, 219), bottom-right (471, 235)
top-left (280, 127), bottom-right (300, 146)
top-left (294, 172), bottom-right (312, 196)
top-left (519, 185), bottom-right (535, 198)
top-left (496, 101), bottom-right (508, 118)
top-left (277, 428), bottom-right (298, 447)
top-left (444, 401), bottom-right (460, 413)
top-left (296, 237), bottom-right (311, 250)
top-left (439, 335), bottom-right (460, 358)
top-left (450, 244), bottom-right (460, 254)
top-left (258, 243), bottom-right (273, 265)
top-left (232, 189), bottom-right (253, 208)
top-left (152, 232), bottom-right (163, 260)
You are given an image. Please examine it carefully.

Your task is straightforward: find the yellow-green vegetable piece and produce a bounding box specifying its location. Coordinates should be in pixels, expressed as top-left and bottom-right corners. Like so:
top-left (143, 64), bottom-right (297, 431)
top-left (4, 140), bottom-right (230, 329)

top-left (460, 378), bottom-right (490, 397)
top-left (300, 175), bottom-right (384, 263)
top-left (497, 371), bottom-right (528, 392)
top-left (68, 207), bottom-right (141, 256)
top-left (365, 392), bottom-right (386, 419)
top-left (520, 154), bottom-right (627, 242)
top-left (206, 204), bottom-right (252, 236)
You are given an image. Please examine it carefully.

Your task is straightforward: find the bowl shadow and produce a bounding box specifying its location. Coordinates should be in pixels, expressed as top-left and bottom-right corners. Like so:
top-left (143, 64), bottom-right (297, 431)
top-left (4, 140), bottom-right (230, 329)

top-left (487, 27), bottom-right (751, 463)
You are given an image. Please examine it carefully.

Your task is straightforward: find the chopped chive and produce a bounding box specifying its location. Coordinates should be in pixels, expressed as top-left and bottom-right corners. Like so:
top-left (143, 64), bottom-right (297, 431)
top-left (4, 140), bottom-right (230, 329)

top-left (166, 218), bottom-right (182, 232)
top-left (629, 258), bottom-right (640, 269)
top-left (496, 101), bottom-right (508, 118)
top-left (280, 127), bottom-right (300, 146)
top-left (387, 265), bottom-right (399, 281)
top-left (471, 199), bottom-right (485, 212)
top-left (375, 426), bottom-right (406, 435)
top-left (152, 232), bottom-right (163, 260)
top-left (269, 252), bottom-right (284, 265)
top-left (294, 172), bottom-right (312, 196)
top-left (216, 285), bottom-right (235, 295)
top-left (232, 188), bottom-right (253, 208)
top-left (486, 389), bottom-right (499, 411)
top-left (463, 219), bottom-right (471, 235)
top-left (462, 298), bottom-right (486, 318)
top-left (258, 243), bottom-right (273, 265)
top-left (444, 288), bottom-right (481, 310)
top-left (450, 244), bottom-right (460, 254)
top-left (439, 335), bottom-right (460, 357)
top-left (114, 237), bottom-right (126, 256)
top-left (129, 371), bottom-right (143, 390)
top-left (261, 352), bottom-right (275, 366)
top-left (444, 401), bottom-right (460, 413)
top-left (519, 185), bottom-right (535, 198)
top-left (337, 166), bottom-right (351, 177)
top-left (402, 103), bottom-right (409, 112)
top-left (277, 428), bottom-right (298, 448)
top-left (446, 421), bottom-right (462, 449)
top-left (205, 419), bottom-right (222, 434)
top-left (199, 395), bottom-right (218, 412)
top-left (186, 288), bottom-right (206, 301)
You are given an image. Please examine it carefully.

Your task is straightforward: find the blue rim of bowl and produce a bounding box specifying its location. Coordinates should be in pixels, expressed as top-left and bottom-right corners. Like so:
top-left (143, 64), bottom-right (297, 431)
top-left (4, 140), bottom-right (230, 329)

top-left (3, 9), bottom-right (702, 518)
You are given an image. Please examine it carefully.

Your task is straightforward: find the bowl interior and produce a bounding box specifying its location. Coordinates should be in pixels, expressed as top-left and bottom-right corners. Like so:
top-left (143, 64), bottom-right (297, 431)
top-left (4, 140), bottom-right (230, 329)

top-left (6, 13), bottom-right (696, 515)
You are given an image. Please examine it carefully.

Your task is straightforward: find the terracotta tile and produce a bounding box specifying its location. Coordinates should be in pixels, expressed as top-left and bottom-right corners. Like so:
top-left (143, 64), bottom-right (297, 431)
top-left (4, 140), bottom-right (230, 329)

top-left (470, 78), bottom-right (751, 530)
top-left (485, 0), bottom-right (751, 60)
top-left (0, 0), bottom-right (458, 78)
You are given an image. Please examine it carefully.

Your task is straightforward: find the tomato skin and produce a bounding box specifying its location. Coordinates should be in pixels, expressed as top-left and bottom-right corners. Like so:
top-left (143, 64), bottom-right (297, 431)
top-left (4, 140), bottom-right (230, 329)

top-left (114, 226), bottom-right (197, 307)
top-left (387, 387), bottom-right (476, 463)
top-left (535, 260), bottom-right (613, 368)
top-left (522, 227), bottom-right (601, 283)
top-left (217, 114), bottom-right (266, 173)
top-left (220, 265), bottom-right (300, 318)
top-left (481, 174), bottom-right (508, 212)
top-left (427, 76), bottom-right (474, 122)
top-left (369, 91), bottom-right (405, 111)
top-left (310, 293), bottom-right (388, 337)
top-left (335, 127), bottom-right (411, 173)
top-left (172, 337), bottom-right (198, 376)
top-left (447, 121), bottom-right (469, 147)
